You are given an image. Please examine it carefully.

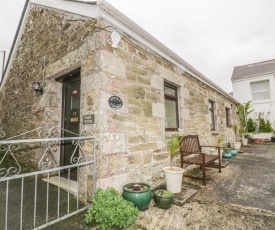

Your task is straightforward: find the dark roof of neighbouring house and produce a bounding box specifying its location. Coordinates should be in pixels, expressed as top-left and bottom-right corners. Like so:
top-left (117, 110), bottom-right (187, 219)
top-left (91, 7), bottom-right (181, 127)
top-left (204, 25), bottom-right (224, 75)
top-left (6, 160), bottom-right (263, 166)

top-left (231, 59), bottom-right (275, 81)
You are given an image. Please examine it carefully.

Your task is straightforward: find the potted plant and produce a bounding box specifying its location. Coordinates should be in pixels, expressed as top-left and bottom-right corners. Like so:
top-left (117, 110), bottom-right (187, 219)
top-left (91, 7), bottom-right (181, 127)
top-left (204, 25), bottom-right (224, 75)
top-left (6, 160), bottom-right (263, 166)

top-left (122, 182), bottom-right (151, 210)
top-left (214, 135), bottom-right (223, 162)
top-left (222, 145), bottom-right (232, 158)
top-left (163, 134), bottom-right (184, 193)
top-left (239, 126), bottom-right (248, 146)
top-left (271, 130), bottom-right (275, 143)
top-left (232, 124), bottom-right (241, 150)
top-left (244, 133), bottom-right (252, 144)
top-left (153, 189), bottom-right (174, 209)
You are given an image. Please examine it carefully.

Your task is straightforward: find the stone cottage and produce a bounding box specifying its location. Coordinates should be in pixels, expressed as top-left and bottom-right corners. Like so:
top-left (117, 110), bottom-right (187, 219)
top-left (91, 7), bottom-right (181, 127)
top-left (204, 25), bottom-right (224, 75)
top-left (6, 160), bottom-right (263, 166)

top-left (0, 0), bottom-right (239, 190)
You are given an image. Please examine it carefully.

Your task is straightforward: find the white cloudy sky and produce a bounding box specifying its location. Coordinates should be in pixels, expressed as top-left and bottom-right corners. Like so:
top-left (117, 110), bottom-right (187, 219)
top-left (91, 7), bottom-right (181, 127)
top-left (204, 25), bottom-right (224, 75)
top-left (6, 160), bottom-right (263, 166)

top-left (1, 0), bottom-right (275, 92)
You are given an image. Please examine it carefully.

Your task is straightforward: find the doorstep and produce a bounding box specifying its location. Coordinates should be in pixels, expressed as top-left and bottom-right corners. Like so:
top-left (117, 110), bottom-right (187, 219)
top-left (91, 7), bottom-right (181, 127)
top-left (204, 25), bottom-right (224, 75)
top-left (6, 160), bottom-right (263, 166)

top-left (42, 176), bottom-right (78, 197)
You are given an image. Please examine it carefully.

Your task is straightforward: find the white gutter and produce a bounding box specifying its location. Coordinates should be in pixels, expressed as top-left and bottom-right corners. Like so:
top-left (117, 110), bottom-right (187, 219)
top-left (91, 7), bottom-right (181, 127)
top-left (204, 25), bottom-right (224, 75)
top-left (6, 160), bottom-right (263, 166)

top-left (1, 0), bottom-right (239, 104)
top-left (97, 0), bottom-right (239, 103)
top-left (232, 71), bottom-right (275, 82)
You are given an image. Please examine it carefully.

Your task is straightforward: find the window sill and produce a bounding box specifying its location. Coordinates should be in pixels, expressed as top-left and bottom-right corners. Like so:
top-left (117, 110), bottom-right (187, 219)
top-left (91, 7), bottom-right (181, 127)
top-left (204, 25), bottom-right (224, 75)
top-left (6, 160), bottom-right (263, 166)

top-left (251, 99), bottom-right (274, 104)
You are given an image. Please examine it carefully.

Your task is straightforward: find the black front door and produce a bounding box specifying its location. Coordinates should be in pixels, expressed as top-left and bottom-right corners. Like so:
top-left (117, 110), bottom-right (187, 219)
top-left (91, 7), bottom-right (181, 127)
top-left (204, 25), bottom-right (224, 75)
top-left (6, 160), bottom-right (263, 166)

top-left (62, 73), bottom-right (81, 166)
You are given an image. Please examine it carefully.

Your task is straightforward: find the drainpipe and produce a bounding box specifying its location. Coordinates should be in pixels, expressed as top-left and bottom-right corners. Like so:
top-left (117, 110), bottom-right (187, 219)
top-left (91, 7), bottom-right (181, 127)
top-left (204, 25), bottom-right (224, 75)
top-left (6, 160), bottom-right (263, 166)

top-left (0, 51), bottom-right (5, 83)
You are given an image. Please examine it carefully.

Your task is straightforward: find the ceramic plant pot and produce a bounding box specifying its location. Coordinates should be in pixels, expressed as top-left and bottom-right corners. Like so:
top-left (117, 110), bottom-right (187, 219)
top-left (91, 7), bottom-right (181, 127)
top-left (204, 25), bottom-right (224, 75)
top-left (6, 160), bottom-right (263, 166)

top-left (230, 148), bottom-right (238, 156)
top-left (122, 182), bottom-right (151, 210)
top-left (222, 148), bottom-right (232, 158)
top-left (233, 142), bottom-right (241, 150)
top-left (154, 190), bottom-right (174, 209)
top-left (242, 138), bottom-right (248, 146)
top-left (163, 167), bottom-right (184, 193)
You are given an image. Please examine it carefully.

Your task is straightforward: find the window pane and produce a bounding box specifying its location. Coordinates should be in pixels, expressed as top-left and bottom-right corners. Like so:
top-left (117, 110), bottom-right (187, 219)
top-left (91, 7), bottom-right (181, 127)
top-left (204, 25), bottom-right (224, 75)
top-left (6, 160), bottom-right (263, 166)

top-left (165, 99), bottom-right (177, 128)
top-left (253, 91), bottom-right (270, 100)
top-left (209, 100), bottom-right (215, 130)
top-left (226, 107), bottom-right (231, 126)
top-left (164, 86), bottom-right (176, 96)
top-left (251, 80), bottom-right (269, 91)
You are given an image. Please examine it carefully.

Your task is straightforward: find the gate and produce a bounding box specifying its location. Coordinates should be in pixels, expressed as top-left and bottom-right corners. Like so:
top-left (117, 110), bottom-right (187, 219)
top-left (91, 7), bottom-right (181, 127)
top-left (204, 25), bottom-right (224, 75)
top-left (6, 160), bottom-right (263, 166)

top-left (0, 127), bottom-right (96, 230)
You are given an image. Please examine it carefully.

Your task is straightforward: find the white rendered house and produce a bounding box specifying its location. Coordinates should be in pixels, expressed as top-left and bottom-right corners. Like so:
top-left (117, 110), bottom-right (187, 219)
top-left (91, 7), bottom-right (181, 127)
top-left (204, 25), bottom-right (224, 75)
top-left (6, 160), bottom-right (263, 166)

top-left (232, 59), bottom-right (275, 129)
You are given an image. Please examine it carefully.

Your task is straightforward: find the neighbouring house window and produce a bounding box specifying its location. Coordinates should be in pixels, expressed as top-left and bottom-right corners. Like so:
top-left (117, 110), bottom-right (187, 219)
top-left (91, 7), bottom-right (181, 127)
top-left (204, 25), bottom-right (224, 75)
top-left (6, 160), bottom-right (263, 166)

top-left (209, 100), bottom-right (215, 130)
top-left (225, 107), bottom-right (231, 127)
top-left (164, 82), bottom-right (179, 131)
top-left (250, 80), bottom-right (270, 100)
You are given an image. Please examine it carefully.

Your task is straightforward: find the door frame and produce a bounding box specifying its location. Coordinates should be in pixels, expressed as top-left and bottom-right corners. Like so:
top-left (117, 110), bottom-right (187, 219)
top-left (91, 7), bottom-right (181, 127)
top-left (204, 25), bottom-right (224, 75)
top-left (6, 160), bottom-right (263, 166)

top-left (56, 68), bottom-right (81, 166)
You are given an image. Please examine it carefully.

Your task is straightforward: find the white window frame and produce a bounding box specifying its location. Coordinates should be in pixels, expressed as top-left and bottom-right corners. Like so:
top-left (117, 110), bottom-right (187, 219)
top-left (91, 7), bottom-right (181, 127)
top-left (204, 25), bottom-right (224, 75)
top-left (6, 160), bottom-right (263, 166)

top-left (250, 80), bottom-right (270, 101)
top-left (209, 100), bottom-right (216, 130)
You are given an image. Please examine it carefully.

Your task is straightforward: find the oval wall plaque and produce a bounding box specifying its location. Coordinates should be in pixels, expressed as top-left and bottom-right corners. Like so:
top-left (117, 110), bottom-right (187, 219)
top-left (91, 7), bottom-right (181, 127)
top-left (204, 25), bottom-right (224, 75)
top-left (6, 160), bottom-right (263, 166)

top-left (108, 96), bottom-right (123, 109)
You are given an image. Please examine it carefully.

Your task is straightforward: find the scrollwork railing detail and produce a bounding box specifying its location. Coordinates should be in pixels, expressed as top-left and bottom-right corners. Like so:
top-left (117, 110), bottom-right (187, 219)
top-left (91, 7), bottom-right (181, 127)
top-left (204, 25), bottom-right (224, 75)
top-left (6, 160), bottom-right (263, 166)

top-left (38, 140), bottom-right (59, 170)
top-left (0, 127), bottom-right (91, 177)
top-left (0, 143), bottom-right (22, 178)
top-left (70, 139), bottom-right (87, 164)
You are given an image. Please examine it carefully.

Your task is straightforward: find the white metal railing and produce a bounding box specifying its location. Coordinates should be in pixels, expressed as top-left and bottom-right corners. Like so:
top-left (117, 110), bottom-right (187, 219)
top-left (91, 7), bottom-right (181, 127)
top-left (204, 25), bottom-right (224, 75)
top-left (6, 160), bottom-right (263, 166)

top-left (0, 127), bottom-right (96, 230)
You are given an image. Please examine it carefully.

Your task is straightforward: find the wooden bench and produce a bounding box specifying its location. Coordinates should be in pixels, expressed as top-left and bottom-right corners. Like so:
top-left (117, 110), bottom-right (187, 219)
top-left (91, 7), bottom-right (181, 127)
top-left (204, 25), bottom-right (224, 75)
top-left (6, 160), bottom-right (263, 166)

top-left (180, 135), bottom-right (221, 185)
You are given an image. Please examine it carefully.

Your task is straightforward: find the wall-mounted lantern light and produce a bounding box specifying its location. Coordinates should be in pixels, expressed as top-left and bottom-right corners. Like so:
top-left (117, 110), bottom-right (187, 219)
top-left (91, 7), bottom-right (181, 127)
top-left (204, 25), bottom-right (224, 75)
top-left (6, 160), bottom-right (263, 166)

top-left (32, 81), bottom-right (43, 95)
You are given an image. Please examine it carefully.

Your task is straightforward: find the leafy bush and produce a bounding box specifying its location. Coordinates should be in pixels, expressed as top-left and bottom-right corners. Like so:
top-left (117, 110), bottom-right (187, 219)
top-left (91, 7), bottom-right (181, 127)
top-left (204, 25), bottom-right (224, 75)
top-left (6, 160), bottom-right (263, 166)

top-left (247, 118), bottom-right (256, 132)
top-left (259, 118), bottom-right (266, 132)
top-left (265, 120), bottom-right (272, 132)
top-left (85, 187), bottom-right (138, 230)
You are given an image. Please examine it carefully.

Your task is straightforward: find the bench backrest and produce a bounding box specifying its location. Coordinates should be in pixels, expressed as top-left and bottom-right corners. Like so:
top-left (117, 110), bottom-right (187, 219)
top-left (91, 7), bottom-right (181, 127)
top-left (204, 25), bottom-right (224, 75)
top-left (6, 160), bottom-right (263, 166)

top-left (180, 135), bottom-right (201, 156)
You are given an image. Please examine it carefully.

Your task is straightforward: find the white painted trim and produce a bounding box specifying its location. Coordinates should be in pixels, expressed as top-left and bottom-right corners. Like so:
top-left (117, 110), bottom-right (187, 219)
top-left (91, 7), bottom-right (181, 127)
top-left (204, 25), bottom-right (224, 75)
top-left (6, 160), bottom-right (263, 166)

top-left (1, 0), bottom-right (238, 103)
top-left (232, 72), bottom-right (275, 83)
top-left (30, 0), bottom-right (100, 18)
top-left (0, 2), bottom-right (32, 92)
top-left (97, 0), bottom-right (237, 102)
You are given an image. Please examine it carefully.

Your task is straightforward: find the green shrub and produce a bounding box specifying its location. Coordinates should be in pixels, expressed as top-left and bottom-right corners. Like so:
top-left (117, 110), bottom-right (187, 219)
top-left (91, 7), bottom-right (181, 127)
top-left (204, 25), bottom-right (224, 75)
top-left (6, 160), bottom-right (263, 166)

top-left (85, 187), bottom-right (138, 230)
top-left (265, 120), bottom-right (272, 132)
top-left (247, 118), bottom-right (256, 132)
top-left (259, 118), bottom-right (266, 132)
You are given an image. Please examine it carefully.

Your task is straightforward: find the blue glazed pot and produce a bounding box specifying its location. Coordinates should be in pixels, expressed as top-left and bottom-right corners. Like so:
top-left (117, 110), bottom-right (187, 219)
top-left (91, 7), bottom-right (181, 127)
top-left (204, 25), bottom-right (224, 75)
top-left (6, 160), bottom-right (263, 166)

top-left (231, 148), bottom-right (238, 156)
top-left (222, 149), bottom-right (232, 158)
top-left (122, 182), bottom-right (151, 210)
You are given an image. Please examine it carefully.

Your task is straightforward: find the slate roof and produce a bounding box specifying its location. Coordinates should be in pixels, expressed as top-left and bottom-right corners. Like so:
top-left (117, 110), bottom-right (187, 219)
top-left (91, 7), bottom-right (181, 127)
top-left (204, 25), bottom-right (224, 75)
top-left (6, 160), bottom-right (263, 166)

top-left (231, 59), bottom-right (275, 81)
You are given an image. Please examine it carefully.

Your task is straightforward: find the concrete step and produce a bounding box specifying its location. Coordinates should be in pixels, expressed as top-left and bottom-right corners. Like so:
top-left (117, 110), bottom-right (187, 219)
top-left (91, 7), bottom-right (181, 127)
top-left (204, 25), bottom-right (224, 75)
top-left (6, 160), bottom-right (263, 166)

top-left (42, 176), bottom-right (78, 197)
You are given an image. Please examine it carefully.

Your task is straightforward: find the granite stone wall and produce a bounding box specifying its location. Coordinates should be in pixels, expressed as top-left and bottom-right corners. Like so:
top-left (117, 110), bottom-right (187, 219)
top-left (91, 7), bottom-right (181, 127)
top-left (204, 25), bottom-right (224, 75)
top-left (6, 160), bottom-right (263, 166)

top-left (0, 5), bottom-right (239, 191)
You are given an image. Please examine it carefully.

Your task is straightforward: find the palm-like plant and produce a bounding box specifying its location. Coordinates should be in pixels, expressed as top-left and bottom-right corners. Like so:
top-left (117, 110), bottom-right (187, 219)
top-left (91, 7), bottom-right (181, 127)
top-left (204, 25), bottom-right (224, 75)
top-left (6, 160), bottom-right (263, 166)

top-left (166, 134), bottom-right (184, 169)
top-left (232, 124), bottom-right (239, 142)
top-left (214, 135), bottom-right (224, 148)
